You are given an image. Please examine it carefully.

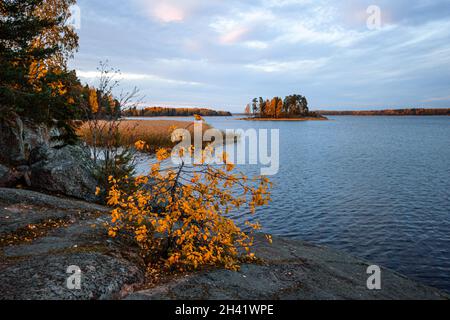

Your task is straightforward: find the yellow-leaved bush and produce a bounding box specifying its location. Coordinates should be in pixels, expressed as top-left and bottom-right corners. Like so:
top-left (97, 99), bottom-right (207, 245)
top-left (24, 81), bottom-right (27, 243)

top-left (106, 142), bottom-right (272, 271)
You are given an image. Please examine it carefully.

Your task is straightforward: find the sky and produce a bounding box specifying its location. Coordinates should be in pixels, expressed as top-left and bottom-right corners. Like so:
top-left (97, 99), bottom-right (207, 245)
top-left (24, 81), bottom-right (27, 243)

top-left (70, 0), bottom-right (450, 112)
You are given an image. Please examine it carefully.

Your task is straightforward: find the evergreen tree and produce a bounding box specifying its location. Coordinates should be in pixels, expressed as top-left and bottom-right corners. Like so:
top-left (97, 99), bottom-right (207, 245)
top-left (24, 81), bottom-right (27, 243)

top-left (251, 98), bottom-right (258, 115)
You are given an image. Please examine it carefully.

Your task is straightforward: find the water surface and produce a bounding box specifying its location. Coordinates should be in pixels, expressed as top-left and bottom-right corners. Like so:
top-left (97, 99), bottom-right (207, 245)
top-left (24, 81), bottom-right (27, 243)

top-left (134, 116), bottom-right (450, 292)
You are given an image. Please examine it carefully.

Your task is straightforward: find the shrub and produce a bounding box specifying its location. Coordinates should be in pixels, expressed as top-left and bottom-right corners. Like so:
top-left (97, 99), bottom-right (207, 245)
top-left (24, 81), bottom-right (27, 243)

top-left (106, 144), bottom-right (272, 271)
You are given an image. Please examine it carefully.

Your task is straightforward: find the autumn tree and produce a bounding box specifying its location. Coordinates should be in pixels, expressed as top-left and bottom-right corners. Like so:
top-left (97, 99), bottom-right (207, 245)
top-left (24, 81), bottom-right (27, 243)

top-left (276, 98), bottom-right (283, 118)
top-left (88, 87), bottom-right (99, 114)
top-left (106, 141), bottom-right (272, 271)
top-left (284, 94), bottom-right (309, 115)
top-left (245, 94), bottom-right (312, 119)
top-left (266, 98), bottom-right (277, 118)
top-left (244, 104), bottom-right (251, 115)
top-left (0, 0), bottom-right (81, 142)
top-left (264, 99), bottom-right (270, 117)
top-left (33, 0), bottom-right (78, 66)
top-left (258, 97), bottom-right (266, 116)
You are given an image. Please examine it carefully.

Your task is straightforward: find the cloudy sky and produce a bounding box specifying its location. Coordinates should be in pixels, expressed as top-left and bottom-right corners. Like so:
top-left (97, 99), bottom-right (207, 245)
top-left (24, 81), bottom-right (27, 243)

top-left (70, 0), bottom-right (450, 112)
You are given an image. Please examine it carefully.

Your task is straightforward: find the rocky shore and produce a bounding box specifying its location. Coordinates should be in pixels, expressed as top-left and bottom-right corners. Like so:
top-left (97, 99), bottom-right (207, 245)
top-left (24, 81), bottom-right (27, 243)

top-left (0, 188), bottom-right (447, 300)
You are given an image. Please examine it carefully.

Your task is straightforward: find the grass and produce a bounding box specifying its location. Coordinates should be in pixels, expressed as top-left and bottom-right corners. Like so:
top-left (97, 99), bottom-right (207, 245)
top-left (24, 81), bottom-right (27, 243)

top-left (78, 119), bottom-right (213, 152)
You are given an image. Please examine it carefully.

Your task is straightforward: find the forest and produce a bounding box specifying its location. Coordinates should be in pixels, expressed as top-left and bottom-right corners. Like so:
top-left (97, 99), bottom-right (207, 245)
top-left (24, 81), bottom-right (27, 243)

top-left (123, 107), bottom-right (232, 117)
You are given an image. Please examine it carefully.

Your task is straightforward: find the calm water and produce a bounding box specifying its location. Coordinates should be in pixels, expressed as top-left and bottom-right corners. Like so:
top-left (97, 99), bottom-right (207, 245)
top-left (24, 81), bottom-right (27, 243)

top-left (135, 116), bottom-right (450, 292)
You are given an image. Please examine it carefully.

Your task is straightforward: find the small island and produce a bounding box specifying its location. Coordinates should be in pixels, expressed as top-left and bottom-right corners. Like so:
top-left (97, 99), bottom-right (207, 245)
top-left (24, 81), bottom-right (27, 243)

top-left (240, 95), bottom-right (328, 121)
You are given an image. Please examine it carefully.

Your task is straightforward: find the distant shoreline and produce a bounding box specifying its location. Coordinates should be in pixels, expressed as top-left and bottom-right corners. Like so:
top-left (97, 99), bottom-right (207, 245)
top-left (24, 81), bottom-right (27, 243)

top-left (318, 108), bottom-right (450, 116)
top-left (123, 107), bottom-right (232, 118)
top-left (237, 116), bottom-right (328, 121)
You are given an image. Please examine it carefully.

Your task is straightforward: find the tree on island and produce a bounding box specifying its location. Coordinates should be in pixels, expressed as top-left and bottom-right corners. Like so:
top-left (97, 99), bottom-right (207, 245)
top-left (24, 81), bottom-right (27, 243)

top-left (244, 104), bottom-right (251, 115)
top-left (251, 98), bottom-right (259, 115)
top-left (284, 94), bottom-right (309, 115)
top-left (248, 94), bottom-right (313, 118)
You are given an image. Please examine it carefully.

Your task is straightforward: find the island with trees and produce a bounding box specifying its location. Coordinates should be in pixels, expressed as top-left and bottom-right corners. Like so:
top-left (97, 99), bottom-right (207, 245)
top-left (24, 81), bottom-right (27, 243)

top-left (242, 95), bottom-right (327, 121)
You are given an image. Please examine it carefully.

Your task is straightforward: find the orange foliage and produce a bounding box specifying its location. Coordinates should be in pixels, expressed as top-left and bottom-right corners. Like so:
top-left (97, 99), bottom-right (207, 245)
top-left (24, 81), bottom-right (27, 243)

top-left (106, 143), bottom-right (272, 271)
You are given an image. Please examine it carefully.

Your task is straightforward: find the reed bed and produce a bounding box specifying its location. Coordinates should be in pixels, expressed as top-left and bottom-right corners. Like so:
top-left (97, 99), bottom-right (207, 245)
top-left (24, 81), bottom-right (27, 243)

top-left (78, 119), bottom-right (211, 152)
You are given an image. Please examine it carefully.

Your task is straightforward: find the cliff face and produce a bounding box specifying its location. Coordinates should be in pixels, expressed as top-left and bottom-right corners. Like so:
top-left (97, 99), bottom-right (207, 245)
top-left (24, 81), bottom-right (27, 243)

top-left (0, 116), bottom-right (52, 166)
top-left (1, 188), bottom-right (448, 300)
top-left (0, 116), bottom-right (98, 202)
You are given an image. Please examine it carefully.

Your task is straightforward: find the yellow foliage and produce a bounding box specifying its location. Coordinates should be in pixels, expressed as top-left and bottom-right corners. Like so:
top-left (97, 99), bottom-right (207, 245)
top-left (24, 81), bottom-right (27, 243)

top-left (88, 87), bottom-right (99, 113)
top-left (156, 148), bottom-right (170, 161)
top-left (194, 114), bottom-right (205, 122)
top-left (135, 140), bottom-right (146, 151)
top-left (106, 142), bottom-right (272, 272)
top-left (29, 61), bottom-right (48, 83)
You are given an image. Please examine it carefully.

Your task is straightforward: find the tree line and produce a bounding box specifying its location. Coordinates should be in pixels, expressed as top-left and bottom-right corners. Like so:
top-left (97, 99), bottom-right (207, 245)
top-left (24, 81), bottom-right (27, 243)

top-left (319, 109), bottom-right (450, 116)
top-left (123, 107), bottom-right (232, 117)
top-left (245, 94), bottom-right (320, 118)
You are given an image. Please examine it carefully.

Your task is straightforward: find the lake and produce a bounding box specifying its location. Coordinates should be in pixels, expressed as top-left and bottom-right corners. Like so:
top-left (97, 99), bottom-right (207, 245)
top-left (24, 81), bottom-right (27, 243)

top-left (133, 116), bottom-right (450, 292)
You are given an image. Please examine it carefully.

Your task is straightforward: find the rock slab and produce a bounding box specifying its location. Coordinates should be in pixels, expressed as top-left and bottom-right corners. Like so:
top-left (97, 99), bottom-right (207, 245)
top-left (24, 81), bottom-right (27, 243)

top-left (128, 235), bottom-right (449, 300)
top-left (0, 188), bottom-right (144, 300)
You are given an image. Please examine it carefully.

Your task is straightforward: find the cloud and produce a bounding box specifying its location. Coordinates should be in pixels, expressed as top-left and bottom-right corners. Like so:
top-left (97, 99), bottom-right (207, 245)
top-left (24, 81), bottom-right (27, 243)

top-left (209, 3), bottom-right (370, 48)
top-left (152, 2), bottom-right (185, 22)
top-left (76, 70), bottom-right (203, 86)
top-left (135, 0), bottom-right (198, 23)
top-left (422, 95), bottom-right (450, 103)
top-left (264, 0), bottom-right (312, 7)
top-left (243, 40), bottom-right (269, 49)
top-left (219, 27), bottom-right (249, 44)
top-left (275, 23), bottom-right (366, 47)
top-left (245, 58), bottom-right (328, 73)
top-left (210, 9), bottom-right (275, 45)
